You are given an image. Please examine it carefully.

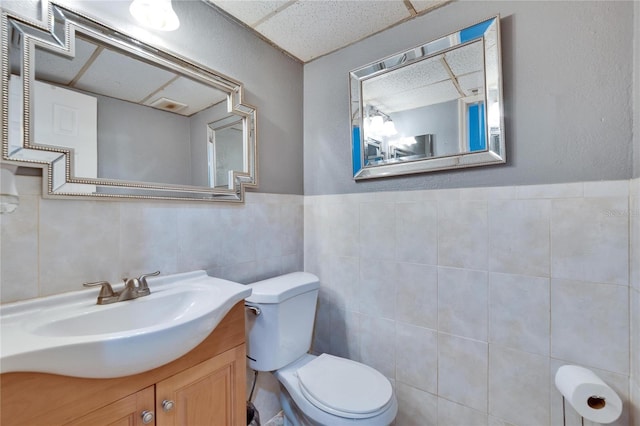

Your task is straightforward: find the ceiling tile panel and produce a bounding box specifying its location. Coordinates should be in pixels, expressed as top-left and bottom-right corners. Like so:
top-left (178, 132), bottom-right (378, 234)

top-left (34, 38), bottom-right (98, 85)
top-left (444, 40), bottom-right (483, 76)
top-left (363, 55), bottom-right (449, 101)
top-left (209, 0), bottom-right (452, 63)
top-left (457, 71), bottom-right (484, 97)
top-left (410, 0), bottom-right (448, 13)
top-left (145, 77), bottom-right (229, 116)
top-left (74, 48), bottom-right (175, 103)
top-left (254, 0), bottom-right (412, 62)
top-left (372, 79), bottom-right (459, 113)
top-left (208, 0), bottom-right (290, 27)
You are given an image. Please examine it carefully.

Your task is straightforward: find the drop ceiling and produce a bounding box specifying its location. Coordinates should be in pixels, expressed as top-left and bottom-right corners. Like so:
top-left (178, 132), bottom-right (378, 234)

top-left (14, 0), bottom-right (453, 116)
top-left (206, 0), bottom-right (451, 63)
top-left (28, 35), bottom-right (228, 117)
top-left (364, 40), bottom-right (484, 113)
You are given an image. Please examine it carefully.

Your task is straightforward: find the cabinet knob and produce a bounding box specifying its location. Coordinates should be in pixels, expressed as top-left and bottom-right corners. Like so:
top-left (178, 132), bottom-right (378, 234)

top-left (162, 399), bottom-right (175, 412)
top-left (141, 410), bottom-right (154, 424)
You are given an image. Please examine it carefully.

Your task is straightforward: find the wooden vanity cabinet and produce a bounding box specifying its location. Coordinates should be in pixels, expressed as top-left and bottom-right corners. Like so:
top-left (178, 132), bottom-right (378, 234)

top-left (64, 386), bottom-right (155, 426)
top-left (156, 345), bottom-right (244, 426)
top-left (0, 302), bottom-right (246, 426)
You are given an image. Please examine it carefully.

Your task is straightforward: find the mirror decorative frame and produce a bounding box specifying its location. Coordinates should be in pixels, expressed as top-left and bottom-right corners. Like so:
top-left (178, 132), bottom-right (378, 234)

top-left (1, 1), bottom-right (257, 202)
top-left (349, 16), bottom-right (505, 180)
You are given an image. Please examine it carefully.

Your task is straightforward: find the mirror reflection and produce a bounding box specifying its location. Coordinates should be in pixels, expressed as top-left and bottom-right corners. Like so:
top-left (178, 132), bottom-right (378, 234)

top-left (208, 117), bottom-right (244, 189)
top-left (350, 16), bottom-right (505, 179)
top-left (2, 3), bottom-right (257, 201)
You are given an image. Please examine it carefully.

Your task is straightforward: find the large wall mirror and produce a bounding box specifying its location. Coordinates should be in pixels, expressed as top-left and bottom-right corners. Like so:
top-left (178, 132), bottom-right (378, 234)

top-left (1, 2), bottom-right (257, 202)
top-left (350, 16), bottom-right (505, 180)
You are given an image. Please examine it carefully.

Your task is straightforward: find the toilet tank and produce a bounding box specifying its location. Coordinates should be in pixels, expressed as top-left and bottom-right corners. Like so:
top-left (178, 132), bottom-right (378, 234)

top-left (244, 272), bottom-right (320, 372)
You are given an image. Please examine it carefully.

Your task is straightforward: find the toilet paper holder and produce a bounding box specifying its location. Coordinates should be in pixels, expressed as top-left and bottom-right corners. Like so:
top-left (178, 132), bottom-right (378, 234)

top-left (556, 365), bottom-right (622, 425)
top-left (587, 395), bottom-right (607, 410)
top-left (561, 395), bottom-right (607, 426)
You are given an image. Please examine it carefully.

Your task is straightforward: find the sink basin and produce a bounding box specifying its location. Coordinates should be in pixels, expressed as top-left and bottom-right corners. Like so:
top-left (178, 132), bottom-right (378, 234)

top-left (0, 271), bottom-right (251, 378)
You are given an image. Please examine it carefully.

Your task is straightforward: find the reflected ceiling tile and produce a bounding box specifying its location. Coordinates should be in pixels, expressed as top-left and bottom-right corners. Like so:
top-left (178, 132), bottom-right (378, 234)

top-left (457, 71), bottom-right (484, 96)
top-left (364, 55), bottom-right (450, 101)
top-left (444, 40), bottom-right (483, 76)
top-left (146, 77), bottom-right (228, 116)
top-left (35, 38), bottom-right (97, 85)
top-left (379, 79), bottom-right (459, 113)
top-left (73, 48), bottom-right (175, 103)
top-left (254, 0), bottom-right (411, 62)
top-left (208, 0), bottom-right (290, 27)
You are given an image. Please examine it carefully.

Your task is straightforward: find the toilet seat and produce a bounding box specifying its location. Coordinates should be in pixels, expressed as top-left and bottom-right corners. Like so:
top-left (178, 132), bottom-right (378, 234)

top-left (295, 354), bottom-right (393, 419)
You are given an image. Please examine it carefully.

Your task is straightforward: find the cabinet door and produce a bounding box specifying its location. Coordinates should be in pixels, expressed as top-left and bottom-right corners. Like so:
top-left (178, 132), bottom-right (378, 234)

top-left (64, 386), bottom-right (155, 426)
top-left (156, 345), bottom-right (245, 426)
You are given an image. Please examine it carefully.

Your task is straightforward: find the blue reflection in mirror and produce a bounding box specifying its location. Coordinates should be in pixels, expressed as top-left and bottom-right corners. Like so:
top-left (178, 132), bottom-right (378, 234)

top-left (467, 102), bottom-right (486, 152)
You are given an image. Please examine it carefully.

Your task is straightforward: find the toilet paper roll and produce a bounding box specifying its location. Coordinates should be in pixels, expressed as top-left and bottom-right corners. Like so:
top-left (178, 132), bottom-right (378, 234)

top-left (555, 365), bottom-right (622, 424)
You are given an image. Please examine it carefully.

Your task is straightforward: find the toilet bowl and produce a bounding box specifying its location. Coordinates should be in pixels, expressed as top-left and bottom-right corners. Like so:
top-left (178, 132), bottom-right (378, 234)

top-left (245, 273), bottom-right (397, 426)
top-left (274, 353), bottom-right (397, 425)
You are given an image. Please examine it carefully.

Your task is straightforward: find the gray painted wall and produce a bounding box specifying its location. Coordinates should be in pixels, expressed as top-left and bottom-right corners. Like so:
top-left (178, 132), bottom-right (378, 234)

top-left (304, 1), bottom-right (635, 195)
top-left (635, 1), bottom-right (640, 179)
top-left (3, 0), bottom-right (304, 195)
top-left (97, 95), bottom-right (192, 185)
top-left (98, 95), bottom-right (245, 188)
top-left (392, 100), bottom-right (459, 157)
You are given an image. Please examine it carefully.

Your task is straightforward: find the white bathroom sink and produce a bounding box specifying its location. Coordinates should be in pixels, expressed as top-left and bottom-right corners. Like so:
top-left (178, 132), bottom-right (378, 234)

top-left (0, 271), bottom-right (251, 378)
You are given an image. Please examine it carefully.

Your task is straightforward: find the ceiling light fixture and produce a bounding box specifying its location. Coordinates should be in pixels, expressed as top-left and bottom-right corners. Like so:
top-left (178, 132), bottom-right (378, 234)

top-left (129, 0), bottom-right (180, 32)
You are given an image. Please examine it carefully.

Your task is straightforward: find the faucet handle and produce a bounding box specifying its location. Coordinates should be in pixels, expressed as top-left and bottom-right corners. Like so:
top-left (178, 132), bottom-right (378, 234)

top-left (122, 277), bottom-right (141, 288)
top-left (83, 281), bottom-right (116, 301)
top-left (138, 271), bottom-right (160, 288)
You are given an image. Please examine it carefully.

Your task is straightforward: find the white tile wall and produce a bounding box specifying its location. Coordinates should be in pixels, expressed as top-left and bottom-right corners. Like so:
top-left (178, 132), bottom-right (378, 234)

top-left (395, 322), bottom-right (438, 394)
top-left (488, 199), bottom-right (551, 277)
top-left (489, 272), bottom-right (550, 356)
top-left (438, 333), bottom-right (488, 411)
top-left (438, 267), bottom-right (488, 341)
top-left (395, 201), bottom-right (438, 264)
top-left (0, 175), bottom-right (304, 303)
top-left (305, 181), bottom-right (635, 426)
top-left (360, 314), bottom-right (396, 378)
top-left (2, 178), bottom-right (637, 425)
top-left (0, 193), bottom-right (39, 301)
top-left (488, 346), bottom-right (550, 426)
top-left (438, 397), bottom-right (488, 426)
top-left (395, 382), bottom-right (438, 426)
top-left (631, 178), bottom-right (640, 426)
top-left (437, 200), bottom-right (488, 270)
top-left (551, 197), bottom-right (629, 285)
top-left (359, 260), bottom-right (397, 320)
top-left (396, 263), bottom-right (438, 329)
top-left (550, 279), bottom-right (629, 374)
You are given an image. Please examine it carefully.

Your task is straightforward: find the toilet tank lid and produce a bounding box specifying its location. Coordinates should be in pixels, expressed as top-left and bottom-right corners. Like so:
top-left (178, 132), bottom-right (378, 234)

top-left (245, 272), bottom-right (319, 304)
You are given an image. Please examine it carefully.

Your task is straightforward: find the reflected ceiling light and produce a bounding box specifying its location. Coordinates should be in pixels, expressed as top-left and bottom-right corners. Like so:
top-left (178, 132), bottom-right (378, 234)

top-left (365, 114), bottom-right (397, 139)
top-left (364, 106), bottom-right (399, 139)
top-left (382, 120), bottom-right (397, 137)
top-left (130, 0), bottom-right (180, 31)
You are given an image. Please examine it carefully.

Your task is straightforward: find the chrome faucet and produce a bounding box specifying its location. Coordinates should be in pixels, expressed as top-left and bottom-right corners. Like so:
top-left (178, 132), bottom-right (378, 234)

top-left (83, 271), bottom-right (160, 305)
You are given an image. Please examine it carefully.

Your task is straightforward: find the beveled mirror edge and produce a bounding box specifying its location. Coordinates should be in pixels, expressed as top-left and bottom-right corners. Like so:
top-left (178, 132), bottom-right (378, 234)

top-left (350, 15), bottom-right (505, 181)
top-left (1, 1), bottom-right (258, 203)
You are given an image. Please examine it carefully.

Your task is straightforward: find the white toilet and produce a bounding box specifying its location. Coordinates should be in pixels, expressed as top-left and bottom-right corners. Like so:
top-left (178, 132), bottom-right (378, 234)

top-left (245, 272), bottom-right (397, 426)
